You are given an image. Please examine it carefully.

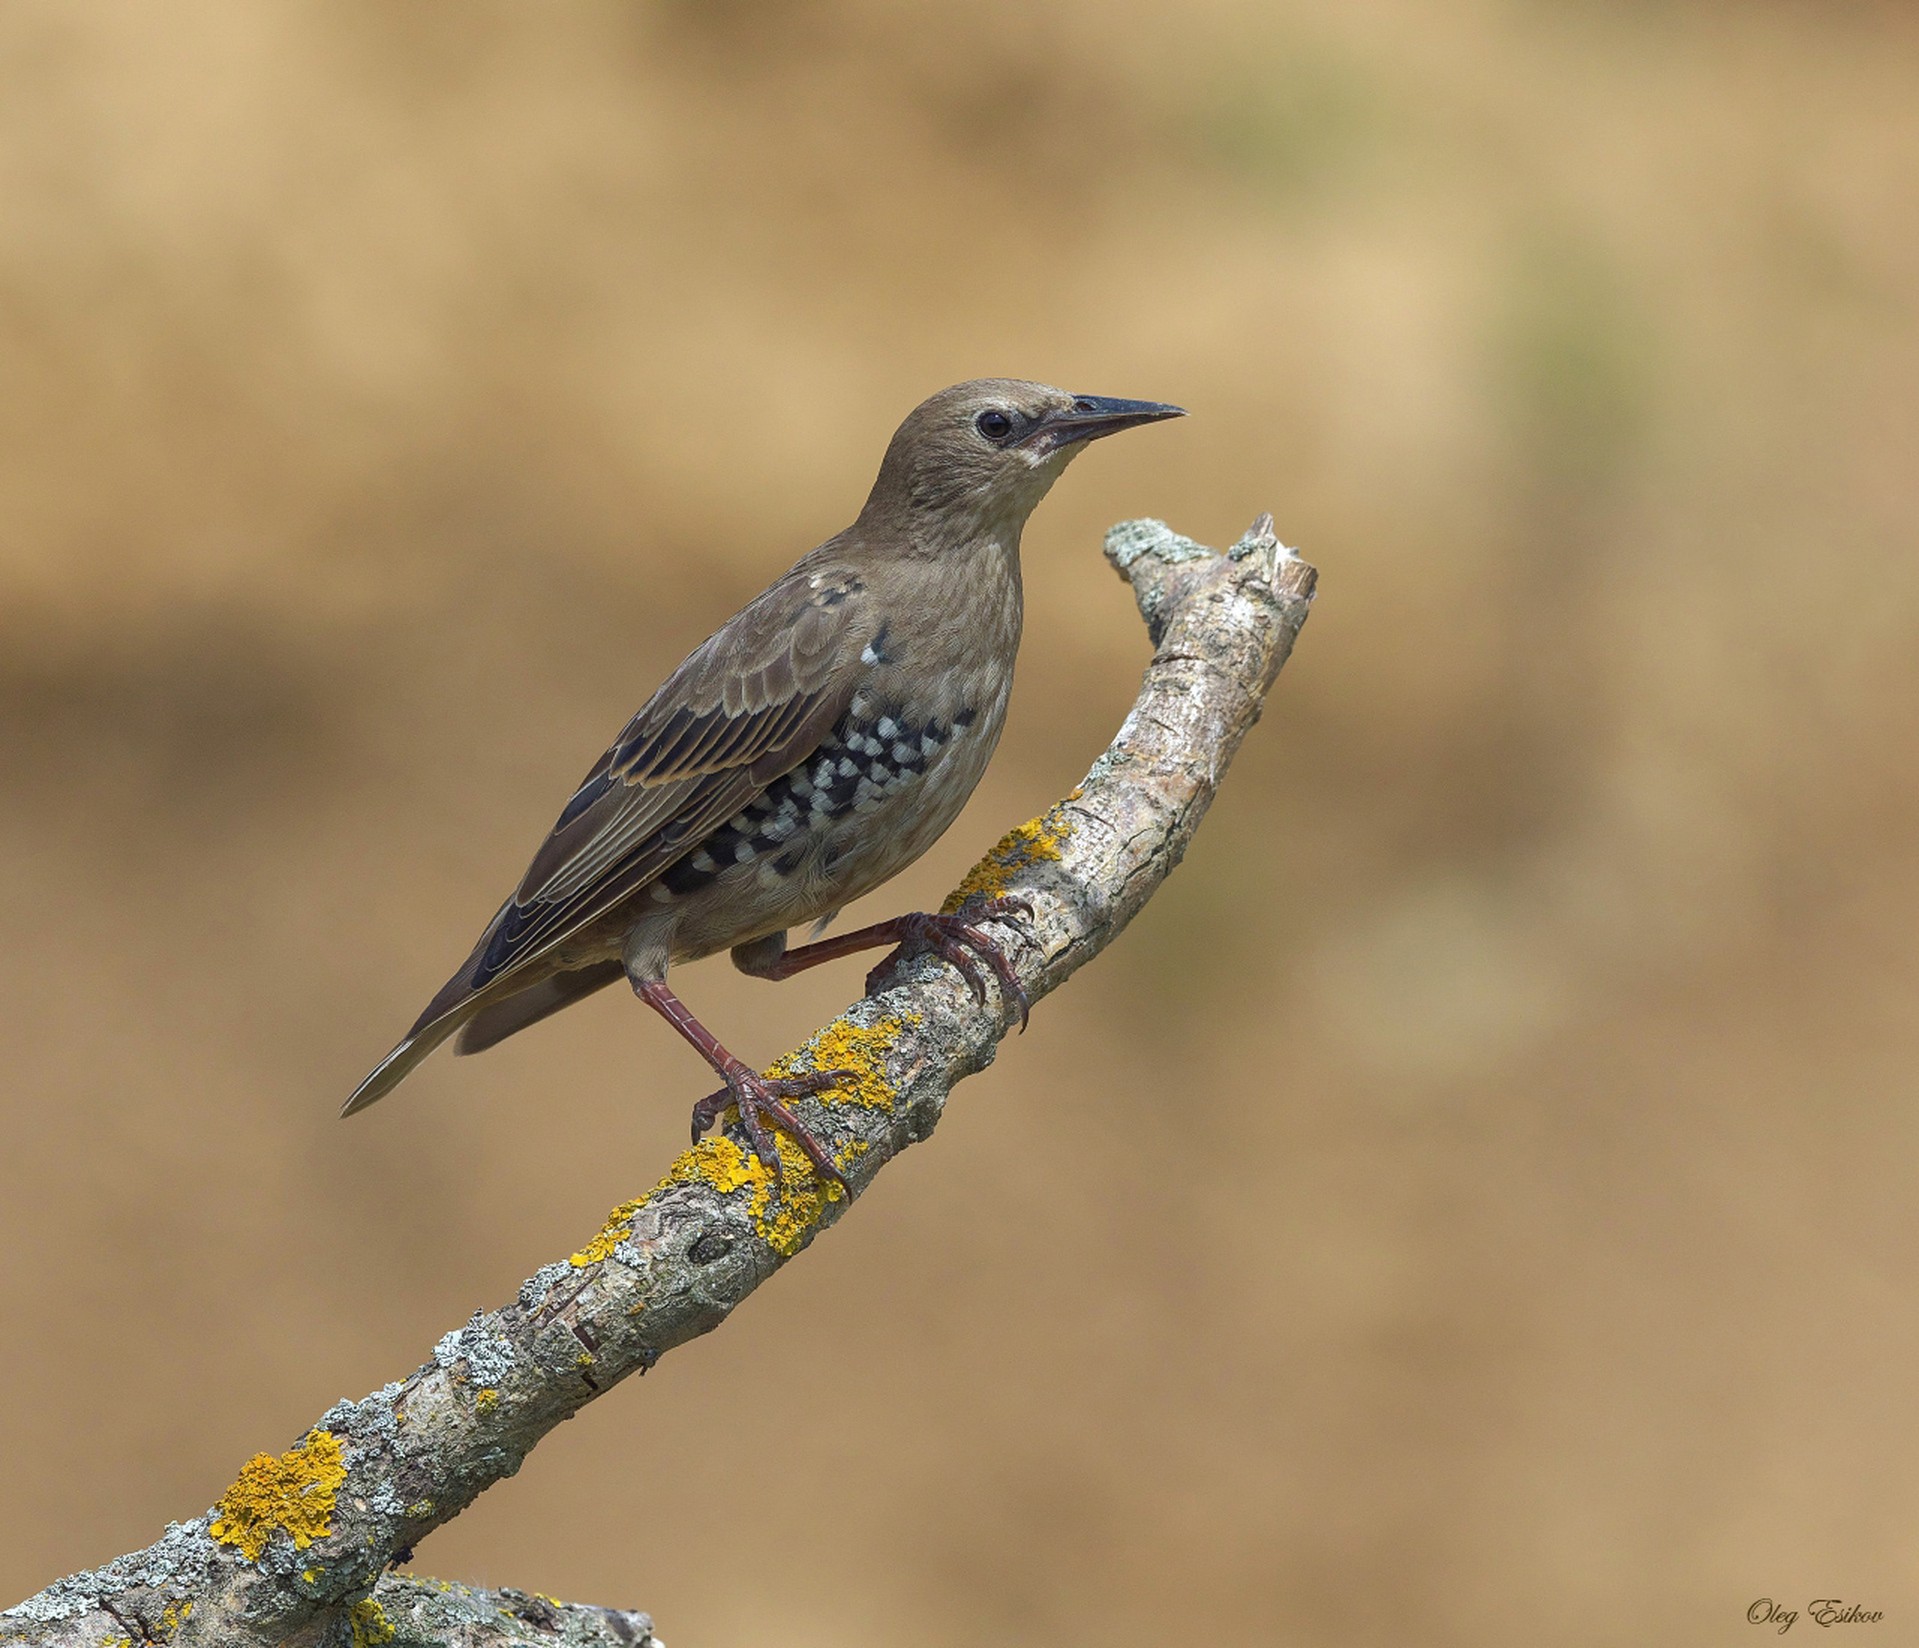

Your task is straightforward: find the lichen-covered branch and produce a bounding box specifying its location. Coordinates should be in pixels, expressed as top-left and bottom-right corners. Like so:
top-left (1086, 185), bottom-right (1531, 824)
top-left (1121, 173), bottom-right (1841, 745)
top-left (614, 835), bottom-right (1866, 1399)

top-left (341, 1579), bottom-right (654, 1648)
top-left (2, 517), bottom-right (1316, 1648)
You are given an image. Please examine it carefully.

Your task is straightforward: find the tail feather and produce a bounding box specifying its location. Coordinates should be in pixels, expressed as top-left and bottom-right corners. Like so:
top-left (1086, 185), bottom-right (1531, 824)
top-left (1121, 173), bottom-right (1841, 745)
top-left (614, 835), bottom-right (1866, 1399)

top-left (342, 955), bottom-right (627, 1116)
top-left (342, 919), bottom-right (505, 1117)
top-left (454, 962), bottom-right (624, 1057)
top-left (340, 1014), bottom-right (465, 1117)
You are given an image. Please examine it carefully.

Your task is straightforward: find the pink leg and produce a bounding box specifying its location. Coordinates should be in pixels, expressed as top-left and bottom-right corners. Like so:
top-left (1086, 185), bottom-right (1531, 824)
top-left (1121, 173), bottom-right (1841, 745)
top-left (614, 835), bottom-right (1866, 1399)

top-left (749, 896), bottom-right (1034, 1031)
top-left (632, 978), bottom-right (851, 1191)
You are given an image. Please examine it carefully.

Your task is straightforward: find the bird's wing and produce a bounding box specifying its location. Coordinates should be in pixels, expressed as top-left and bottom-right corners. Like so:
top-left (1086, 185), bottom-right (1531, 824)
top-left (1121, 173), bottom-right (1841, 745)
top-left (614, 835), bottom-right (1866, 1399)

top-left (408, 559), bottom-right (872, 1034)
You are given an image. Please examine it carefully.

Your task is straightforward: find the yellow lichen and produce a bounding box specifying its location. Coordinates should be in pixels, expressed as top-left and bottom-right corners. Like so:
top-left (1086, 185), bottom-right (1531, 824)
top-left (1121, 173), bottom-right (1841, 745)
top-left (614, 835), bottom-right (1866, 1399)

top-left (569, 1196), bottom-right (646, 1267)
top-left (350, 1597), bottom-right (397, 1648)
top-left (301, 1567), bottom-right (320, 1586)
top-left (568, 1012), bottom-right (912, 1264)
top-left (208, 1429), bottom-right (347, 1563)
top-left (942, 801), bottom-right (1075, 912)
top-left (475, 1387), bottom-right (499, 1412)
top-left (656, 1134), bottom-right (837, 1257)
top-left (766, 1009), bottom-right (919, 1113)
top-left (157, 1599), bottom-right (193, 1639)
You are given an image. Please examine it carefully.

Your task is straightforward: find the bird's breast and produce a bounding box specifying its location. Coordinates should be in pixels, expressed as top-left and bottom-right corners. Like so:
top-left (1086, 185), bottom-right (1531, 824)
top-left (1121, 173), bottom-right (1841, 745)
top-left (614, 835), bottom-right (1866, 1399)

top-left (647, 672), bottom-right (1010, 961)
top-left (641, 546), bottom-right (1023, 962)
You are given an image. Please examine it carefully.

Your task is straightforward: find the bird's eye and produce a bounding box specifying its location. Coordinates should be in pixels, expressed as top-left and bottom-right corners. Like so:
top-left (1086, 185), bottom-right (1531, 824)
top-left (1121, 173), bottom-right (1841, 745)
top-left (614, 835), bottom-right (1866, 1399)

top-left (975, 410), bottom-right (1015, 442)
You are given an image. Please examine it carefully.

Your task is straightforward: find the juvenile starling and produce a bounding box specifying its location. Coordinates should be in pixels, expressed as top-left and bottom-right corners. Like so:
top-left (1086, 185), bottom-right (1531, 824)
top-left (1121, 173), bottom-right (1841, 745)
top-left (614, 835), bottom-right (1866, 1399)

top-left (343, 380), bottom-right (1184, 1184)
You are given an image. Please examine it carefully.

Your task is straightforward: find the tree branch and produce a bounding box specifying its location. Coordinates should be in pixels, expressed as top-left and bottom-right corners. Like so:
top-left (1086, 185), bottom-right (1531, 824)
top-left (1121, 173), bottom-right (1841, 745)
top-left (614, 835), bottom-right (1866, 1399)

top-left (3, 516), bottom-right (1316, 1648)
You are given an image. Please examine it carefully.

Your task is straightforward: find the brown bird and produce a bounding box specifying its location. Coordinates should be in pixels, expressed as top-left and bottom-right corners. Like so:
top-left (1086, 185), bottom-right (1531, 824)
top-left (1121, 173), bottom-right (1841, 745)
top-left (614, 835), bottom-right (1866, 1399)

top-left (342, 379), bottom-right (1184, 1186)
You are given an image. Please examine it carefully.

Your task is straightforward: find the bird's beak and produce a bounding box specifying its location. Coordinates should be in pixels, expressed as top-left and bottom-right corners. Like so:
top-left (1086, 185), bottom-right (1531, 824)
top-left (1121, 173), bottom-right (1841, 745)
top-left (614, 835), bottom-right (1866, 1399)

top-left (1023, 394), bottom-right (1187, 453)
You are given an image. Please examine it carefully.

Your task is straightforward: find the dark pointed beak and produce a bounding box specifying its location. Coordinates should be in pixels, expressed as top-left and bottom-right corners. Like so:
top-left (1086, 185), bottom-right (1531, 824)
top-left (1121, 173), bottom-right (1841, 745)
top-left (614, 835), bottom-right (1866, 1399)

top-left (1025, 394), bottom-right (1187, 452)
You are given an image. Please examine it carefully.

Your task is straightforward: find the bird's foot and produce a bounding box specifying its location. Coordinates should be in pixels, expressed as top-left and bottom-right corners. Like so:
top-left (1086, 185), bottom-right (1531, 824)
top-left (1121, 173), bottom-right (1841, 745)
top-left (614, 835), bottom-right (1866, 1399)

top-left (690, 1062), bottom-right (855, 1195)
top-left (865, 896), bottom-right (1034, 1030)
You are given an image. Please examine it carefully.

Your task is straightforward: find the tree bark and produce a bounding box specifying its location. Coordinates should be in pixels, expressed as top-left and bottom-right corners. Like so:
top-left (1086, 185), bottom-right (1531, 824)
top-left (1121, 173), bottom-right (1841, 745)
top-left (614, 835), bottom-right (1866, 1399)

top-left (2, 516), bottom-right (1316, 1648)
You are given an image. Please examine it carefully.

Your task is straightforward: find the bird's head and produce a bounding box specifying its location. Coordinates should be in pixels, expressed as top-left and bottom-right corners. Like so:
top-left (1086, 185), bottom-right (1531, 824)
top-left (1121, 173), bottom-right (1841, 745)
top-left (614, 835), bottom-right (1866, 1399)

top-left (860, 378), bottom-right (1185, 540)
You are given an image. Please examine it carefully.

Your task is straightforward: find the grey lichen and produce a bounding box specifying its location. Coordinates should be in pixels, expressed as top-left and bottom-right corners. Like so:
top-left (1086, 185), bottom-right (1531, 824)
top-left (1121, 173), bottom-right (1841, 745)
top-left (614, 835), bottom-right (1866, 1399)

top-left (347, 1579), bottom-right (656, 1648)
top-left (518, 1261), bottom-right (574, 1312)
top-left (433, 1313), bottom-right (518, 1390)
top-left (0, 1516), bottom-right (215, 1632)
top-left (319, 1382), bottom-right (405, 1445)
top-left (1103, 516), bottom-right (1212, 570)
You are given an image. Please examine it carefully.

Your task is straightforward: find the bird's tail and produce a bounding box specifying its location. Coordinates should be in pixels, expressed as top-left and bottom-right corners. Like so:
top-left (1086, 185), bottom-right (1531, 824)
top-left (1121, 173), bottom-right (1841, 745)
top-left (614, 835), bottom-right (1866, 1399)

top-left (339, 1013), bottom-right (466, 1117)
top-left (454, 961), bottom-right (624, 1057)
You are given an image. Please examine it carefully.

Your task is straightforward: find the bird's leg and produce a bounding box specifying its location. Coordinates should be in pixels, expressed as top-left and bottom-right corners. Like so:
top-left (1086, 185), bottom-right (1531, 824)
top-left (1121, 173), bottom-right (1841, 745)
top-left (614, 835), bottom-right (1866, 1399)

top-left (734, 896), bottom-right (1035, 1030)
top-left (629, 978), bottom-right (852, 1193)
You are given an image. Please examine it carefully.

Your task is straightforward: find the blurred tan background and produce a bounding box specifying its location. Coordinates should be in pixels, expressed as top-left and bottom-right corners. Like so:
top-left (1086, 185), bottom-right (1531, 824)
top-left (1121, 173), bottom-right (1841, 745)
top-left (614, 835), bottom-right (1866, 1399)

top-left (4, 2), bottom-right (1918, 1642)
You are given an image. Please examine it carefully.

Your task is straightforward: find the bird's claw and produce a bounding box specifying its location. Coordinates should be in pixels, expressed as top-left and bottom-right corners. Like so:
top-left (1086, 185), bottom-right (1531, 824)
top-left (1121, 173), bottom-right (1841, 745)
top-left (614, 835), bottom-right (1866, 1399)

top-left (865, 896), bottom-right (1035, 1031)
top-left (690, 1064), bottom-right (854, 1196)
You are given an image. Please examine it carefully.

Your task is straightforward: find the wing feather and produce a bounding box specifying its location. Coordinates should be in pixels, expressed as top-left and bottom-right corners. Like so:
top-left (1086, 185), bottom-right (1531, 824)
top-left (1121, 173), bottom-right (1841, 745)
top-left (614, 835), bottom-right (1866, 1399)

top-left (407, 558), bottom-right (872, 1034)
